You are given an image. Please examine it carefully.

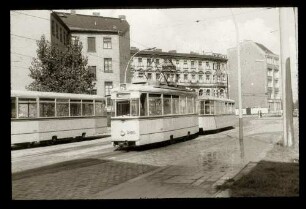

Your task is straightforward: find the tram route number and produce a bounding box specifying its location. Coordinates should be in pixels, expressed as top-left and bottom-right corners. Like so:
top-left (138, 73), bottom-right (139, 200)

top-left (127, 131), bottom-right (136, 135)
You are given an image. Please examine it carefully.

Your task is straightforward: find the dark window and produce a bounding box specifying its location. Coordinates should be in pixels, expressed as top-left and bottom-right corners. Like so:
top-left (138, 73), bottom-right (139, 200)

top-left (63, 31), bottom-right (66, 45)
top-left (155, 59), bottom-right (159, 64)
top-left (147, 73), bottom-right (152, 80)
top-left (91, 89), bottom-right (97, 95)
top-left (60, 27), bottom-right (62, 42)
top-left (11, 97), bottom-right (16, 118)
top-left (103, 37), bottom-right (112, 49)
top-left (104, 58), bottom-right (112, 72)
top-left (51, 20), bottom-right (55, 36)
top-left (156, 73), bottom-right (160, 80)
top-left (56, 24), bottom-right (59, 39)
top-left (87, 37), bottom-right (96, 52)
top-left (88, 66), bottom-right (97, 80)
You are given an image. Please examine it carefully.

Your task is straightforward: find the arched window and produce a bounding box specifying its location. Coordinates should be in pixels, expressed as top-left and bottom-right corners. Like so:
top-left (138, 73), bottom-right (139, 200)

top-left (206, 89), bottom-right (210, 96)
top-left (199, 89), bottom-right (203, 96)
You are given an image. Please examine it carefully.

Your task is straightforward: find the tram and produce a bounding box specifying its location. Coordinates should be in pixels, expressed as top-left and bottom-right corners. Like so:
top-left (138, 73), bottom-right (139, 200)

top-left (110, 82), bottom-right (199, 147)
top-left (197, 96), bottom-right (236, 133)
top-left (11, 90), bottom-right (107, 147)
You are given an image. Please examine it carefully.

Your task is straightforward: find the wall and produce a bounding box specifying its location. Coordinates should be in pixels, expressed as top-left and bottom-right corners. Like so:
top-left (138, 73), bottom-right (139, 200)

top-left (11, 10), bottom-right (52, 90)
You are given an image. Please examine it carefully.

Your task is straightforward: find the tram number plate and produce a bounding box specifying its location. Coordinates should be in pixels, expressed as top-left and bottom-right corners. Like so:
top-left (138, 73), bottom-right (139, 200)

top-left (127, 131), bottom-right (136, 135)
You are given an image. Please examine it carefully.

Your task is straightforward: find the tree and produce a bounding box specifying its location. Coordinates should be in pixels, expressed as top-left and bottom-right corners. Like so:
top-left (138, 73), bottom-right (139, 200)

top-left (27, 35), bottom-right (95, 94)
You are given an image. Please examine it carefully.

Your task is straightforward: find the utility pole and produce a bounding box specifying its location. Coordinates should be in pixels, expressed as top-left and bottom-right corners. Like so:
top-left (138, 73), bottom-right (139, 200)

top-left (279, 7), bottom-right (295, 147)
top-left (231, 9), bottom-right (244, 160)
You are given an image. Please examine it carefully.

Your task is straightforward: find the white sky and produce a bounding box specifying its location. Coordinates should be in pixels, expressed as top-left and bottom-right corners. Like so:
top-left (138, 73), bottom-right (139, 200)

top-left (57, 8), bottom-right (298, 101)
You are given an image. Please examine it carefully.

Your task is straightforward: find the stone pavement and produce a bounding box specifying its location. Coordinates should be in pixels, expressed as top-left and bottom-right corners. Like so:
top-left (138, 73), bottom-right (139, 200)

top-left (91, 118), bottom-right (284, 199)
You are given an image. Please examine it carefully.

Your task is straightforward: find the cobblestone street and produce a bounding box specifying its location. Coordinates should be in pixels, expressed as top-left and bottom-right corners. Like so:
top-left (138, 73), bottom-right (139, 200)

top-left (12, 116), bottom-right (289, 199)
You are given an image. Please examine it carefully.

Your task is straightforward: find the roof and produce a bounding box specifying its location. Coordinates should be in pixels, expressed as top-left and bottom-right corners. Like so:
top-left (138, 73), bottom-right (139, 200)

top-left (55, 12), bottom-right (129, 34)
top-left (254, 42), bottom-right (276, 55)
top-left (131, 50), bottom-right (228, 62)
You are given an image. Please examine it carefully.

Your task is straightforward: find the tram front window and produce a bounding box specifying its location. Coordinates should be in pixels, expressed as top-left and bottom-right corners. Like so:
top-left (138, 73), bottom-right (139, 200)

top-left (131, 99), bottom-right (139, 116)
top-left (117, 100), bottom-right (130, 116)
top-left (163, 95), bottom-right (171, 115)
top-left (140, 93), bottom-right (147, 116)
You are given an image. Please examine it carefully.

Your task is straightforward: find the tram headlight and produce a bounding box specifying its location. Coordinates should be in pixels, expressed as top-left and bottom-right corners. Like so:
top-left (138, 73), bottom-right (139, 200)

top-left (120, 130), bottom-right (125, 136)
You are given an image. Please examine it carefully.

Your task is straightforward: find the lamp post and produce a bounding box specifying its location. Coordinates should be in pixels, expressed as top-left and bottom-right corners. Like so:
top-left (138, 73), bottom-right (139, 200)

top-left (231, 9), bottom-right (244, 160)
top-left (124, 47), bottom-right (156, 83)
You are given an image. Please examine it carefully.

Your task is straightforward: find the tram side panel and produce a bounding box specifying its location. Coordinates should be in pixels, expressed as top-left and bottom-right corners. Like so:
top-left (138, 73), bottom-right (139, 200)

top-left (214, 115), bottom-right (236, 129)
top-left (198, 115), bottom-right (217, 131)
top-left (111, 119), bottom-right (140, 145)
top-left (11, 120), bottom-right (40, 144)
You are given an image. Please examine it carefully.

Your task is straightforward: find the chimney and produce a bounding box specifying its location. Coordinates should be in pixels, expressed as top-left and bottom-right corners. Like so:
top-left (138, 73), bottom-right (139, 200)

top-left (93, 12), bottom-right (100, 16)
top-left (119, 15), bottom-right (126, 20)
top-left (71, 10), bottom-right (76, 15)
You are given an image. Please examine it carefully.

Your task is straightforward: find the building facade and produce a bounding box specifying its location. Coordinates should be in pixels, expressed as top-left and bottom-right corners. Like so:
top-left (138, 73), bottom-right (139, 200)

top-left (57, 12), bottom-right (130, 99)
top-left (227, 40), bottom-right (281, 113)
top-left (130, 48), bottom-right (229, 98)
top-left (11, 10), bottom-right (69, 91)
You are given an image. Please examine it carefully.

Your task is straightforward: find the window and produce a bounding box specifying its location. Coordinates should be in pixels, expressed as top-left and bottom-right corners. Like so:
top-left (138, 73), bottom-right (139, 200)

top-left (11, 98), bottom-right (16, 118)
top-left (105, 81), bottom-right (113, 96)
top-left (90, 89), bottom-right (97, 95)
top-left (156, 73), bottom-right (160, 80)
top-left (147, 59), bottom-right (152, 66)
top-left (199, 61), bottom-right (202, 66)
top-left (187, 97), bottom-right (194, 113)
top-left (70, 100), bottom-right (81, 116)
top-left (138, 57), bottom-right (142, 63)
top-left (184, 74), bottom-right (188, 81)
top-left (103, 37), bottom-right (112, 49)
top-left (206, 89), bottom-right (210, 96)
top-left (117, 101), bottom-right (130, 116)
top-left (176, 74), bottom-right (180, 82)
top-left (56, 24), bottom-right (59, 39)
top-left (184, 60), bottom-right (187, 65)
top-left (206, 62), bottom-right (209, 67)
top-left (82, 100), bottom-right (94, 116)
top-left (199, 89), bottom-right (203, 96)
top-left (95, 100), bottom-right (106, 116)
top-left (176, 60), bottom-right (180, 65)
top-left (88, 66), bottom-right (97, 80)
top-left (147, 73), bottom-right (152, 80)
top-left (163, 95), bottom-right (171, 115)
top-left (149, 94), bottom-right (162, 116)
top-left (199, 75), bottom-right (203, 80)
top-left (131, 99), bottom-right (139, 116)
top-left (87, 37), bottom-right (96, 52)
top-left (192, 74), bottom-right (195, 80)
top-left (39, 98), bottom-right (55, 117)
top-left (205, 101), bottom-right (211, 114)
top-left (71, 36), bottom-right (78, 45)
top-left (56, 99), bottom-right (69, 117)
top-left (179, 96), bottom-right (186, 114)
top-left (140, 93), bottom-right (147, 116)
top-left (104, 58), bottom-right (112, 72)
top-left (155, 59), bottom-right (159, 65)
top-left (60, 27), bottom-right (62, 42)
top-left (200, 101), bottom-right (205, 114)
top-left (18, 98), bottom-right (37, 118)
top-left (52, 20), bottom-right (55, 36)
top-left (172, 95), bottom-right (179, 114)
top-left (191, 61), bottom-right (195, 67)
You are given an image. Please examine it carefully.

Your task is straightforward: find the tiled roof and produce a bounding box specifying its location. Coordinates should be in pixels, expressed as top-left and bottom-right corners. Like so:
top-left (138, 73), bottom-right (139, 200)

top-left (55, 12), bottom-right (129, 33)
top-left (130, 50), bottom-right (227, 62)
top-left (255, 42), bottom-right (276, 55)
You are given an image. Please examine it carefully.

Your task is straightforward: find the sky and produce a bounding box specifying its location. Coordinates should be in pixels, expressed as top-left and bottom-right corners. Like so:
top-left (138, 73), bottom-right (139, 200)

top-left (57, 8), bottom-right (298, 101)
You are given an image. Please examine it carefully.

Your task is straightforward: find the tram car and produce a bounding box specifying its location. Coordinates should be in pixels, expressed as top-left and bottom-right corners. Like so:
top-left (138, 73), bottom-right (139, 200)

top-left (110, 82), bottom-right (199, 147)
top-left (11, 90), bottom-right (108, 147)
top-left (197, 96), bottom-right (236, 133)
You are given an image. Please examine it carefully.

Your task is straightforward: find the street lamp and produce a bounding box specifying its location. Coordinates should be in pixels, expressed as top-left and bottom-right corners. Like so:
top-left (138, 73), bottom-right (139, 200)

top-left (124, 47), bottom-right (156, 83)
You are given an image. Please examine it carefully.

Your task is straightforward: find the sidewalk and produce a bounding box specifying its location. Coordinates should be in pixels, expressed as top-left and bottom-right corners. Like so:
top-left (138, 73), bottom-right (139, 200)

top-left (91, 121), bottom-right (283, 199)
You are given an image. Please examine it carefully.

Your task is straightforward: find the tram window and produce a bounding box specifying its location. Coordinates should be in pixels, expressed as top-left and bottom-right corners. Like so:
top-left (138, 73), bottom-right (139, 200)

top-left (18, 98), bottom-right (37, 118)
top-left (56, 99), bottom-right (69, 117)
top-left (163, 95), bottom-right (171, 115)
top-left (70, 100), bottom-right (81, 116)
top-left (172, 95), bottom-right (179, 114)
top-left (200, 101), bottom-right (205, 115)
top-left (210, 101), bottom-right (215, 114)
top-left (95, 100), bottom-right (105, 116)
top-left (204, 101), bottom-right (210, 114)
top-left (179, 96), bottom-right (186, 114)
top-left (82, 100), bottom-right (94, 116)
top-left (187, 97), bottom-right (193, 113)
top-left (149, 94), bottom-right (162, 116)
top-left (11, 97), bottom-right (16, 118)
top-left (117, 100), bottom-right (130, 116)
top-left (131, 99), bottom-right (139, 116)
top-left (39, 98), bottom-right (55, 117)
top-left (140, 93), bottom-right (147, 116)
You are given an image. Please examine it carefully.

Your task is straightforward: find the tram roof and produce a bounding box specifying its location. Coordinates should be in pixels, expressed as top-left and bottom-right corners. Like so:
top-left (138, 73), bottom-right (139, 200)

top-left (11, 90), bottom-right (105, 100)
top-left (112, 83), bottom-right (197, 95)
top-left (198, 95), bottom-right (235, 103)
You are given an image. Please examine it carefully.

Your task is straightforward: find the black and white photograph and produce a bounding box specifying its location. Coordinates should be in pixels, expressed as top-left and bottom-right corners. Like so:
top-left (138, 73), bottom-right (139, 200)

top-left (10, 6), bottom-right (299, 200)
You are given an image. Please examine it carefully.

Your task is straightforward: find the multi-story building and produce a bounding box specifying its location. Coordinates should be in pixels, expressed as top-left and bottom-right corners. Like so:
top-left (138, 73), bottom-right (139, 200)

top-left (11, 10), bottom-right (69, 91)
top-left (56, 11), bottom-right (130, 100)
top-left (227, 40), bottom-right (281, 114)
top-left (130, 48), bottom-right (229, 98)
